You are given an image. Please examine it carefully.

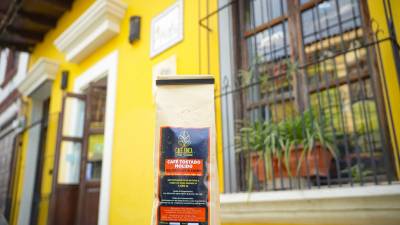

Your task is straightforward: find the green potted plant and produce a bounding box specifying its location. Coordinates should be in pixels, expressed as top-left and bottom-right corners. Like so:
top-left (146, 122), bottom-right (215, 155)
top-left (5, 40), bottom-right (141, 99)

top-left (238, 120), bottom-right (282, 186)
top-left (280, 109), bottom-right (338, 177)
top-left (238, 120), bottom-right (286, 184)
top-left (239, 109), bottom-right (338, 183)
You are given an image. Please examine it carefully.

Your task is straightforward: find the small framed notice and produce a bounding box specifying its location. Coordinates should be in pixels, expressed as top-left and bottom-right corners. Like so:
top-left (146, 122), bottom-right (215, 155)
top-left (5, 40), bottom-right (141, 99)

top-left (150, 0), bottom-right (183, 58)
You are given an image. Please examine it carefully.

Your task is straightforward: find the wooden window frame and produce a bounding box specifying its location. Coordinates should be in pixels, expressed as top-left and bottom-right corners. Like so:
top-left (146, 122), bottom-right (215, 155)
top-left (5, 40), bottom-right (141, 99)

top-left (236, 0), bottom-right (372, 112)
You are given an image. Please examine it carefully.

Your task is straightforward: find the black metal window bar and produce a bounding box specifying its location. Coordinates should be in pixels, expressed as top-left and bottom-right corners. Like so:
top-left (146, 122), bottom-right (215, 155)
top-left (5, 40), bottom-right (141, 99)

top-left (216, 0), bottom-right (400, 192)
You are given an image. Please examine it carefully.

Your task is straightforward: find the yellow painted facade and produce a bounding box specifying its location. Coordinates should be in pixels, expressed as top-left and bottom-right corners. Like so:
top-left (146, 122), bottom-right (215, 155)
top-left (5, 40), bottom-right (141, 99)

top-left (7, 0), bottom-right (400, 225)
top-left (10, 0), bottom-right (223, 225)
top-left (368, 0), bottom-right (400, 177)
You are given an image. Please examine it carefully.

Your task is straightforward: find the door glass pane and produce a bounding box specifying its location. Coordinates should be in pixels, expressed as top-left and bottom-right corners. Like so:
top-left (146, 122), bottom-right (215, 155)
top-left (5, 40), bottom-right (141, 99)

top-left (86, 134), bottom-right (104, 181)
top-left (62, 97), bottom-right (86, 138)
top-left (58, 141), bottom-right (81, 184)
top-left (89, 87), bottom-right (107, 130)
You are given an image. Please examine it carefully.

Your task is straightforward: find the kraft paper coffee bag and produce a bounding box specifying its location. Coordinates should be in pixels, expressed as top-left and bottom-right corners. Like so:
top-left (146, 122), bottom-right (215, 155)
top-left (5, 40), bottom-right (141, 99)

top-left (152, 75), bottom-right (220, 225)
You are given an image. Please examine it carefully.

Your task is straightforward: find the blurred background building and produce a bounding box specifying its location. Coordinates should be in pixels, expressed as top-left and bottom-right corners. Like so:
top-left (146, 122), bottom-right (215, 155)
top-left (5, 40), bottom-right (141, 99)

top-left (0, 47), bottom-right (28, 222)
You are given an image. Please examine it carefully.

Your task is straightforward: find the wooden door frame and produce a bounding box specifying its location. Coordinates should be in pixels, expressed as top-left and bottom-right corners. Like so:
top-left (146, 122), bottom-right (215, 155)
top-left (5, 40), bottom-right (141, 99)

top-left (47, 93), bottom-right (86, 225)
top-left (76, 83), bottom-right (106, 225)
top-left (47, 51), bottom-right (117, 225)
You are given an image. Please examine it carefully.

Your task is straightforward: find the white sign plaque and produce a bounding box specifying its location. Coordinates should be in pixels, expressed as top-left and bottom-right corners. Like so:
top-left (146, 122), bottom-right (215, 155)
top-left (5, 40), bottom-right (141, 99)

top-left (150, 0), bottom-right (183, 57)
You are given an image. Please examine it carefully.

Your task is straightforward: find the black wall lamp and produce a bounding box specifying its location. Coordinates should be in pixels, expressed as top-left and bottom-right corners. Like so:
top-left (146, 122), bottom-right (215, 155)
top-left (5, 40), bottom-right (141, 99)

top-left (61, 70), bottom-right (69, 90)
top-left (129, 16), bottom-right (141, 43)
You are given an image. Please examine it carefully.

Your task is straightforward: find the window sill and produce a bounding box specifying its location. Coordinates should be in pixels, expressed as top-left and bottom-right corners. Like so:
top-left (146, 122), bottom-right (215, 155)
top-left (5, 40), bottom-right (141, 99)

top-left (220, 185), bottom-right (400, 225)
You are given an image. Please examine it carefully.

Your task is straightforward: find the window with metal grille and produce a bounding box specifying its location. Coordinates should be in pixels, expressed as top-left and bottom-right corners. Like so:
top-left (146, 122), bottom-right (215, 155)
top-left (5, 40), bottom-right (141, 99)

top-left (222, 0), bottom-right (397, 192)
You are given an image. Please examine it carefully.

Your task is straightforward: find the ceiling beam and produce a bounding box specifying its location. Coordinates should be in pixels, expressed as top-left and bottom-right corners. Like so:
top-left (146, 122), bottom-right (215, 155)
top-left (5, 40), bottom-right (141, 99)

top-left (0, 0), bottom-right (75, 51)
top-left (41, 0), bottom-right (73, 11)
top-left (0, 39), bottom-right (33, 52)
top-left (6, 26), bottom-right (44, 42)
top-left (18, 10), bottom-right (57, 28)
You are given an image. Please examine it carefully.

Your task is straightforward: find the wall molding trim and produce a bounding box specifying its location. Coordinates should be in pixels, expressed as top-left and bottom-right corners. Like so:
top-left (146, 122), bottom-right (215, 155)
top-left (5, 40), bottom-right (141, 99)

top-left (18, 58), bottom-right (59, 97)
top-left (54, 0), bottom-right (127, 63)
top-left (221, 185), bottom-right (400, 225)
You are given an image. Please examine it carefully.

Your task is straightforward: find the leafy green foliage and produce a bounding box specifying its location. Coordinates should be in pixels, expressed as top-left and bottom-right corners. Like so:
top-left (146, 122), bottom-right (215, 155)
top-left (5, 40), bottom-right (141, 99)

top-left (238, 109), bottom-right (338, 181)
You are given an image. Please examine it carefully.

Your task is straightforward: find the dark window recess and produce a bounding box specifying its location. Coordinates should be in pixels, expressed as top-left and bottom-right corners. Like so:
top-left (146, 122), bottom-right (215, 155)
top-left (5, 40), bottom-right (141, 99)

top-left (2, 50), bottom-right (19, 88)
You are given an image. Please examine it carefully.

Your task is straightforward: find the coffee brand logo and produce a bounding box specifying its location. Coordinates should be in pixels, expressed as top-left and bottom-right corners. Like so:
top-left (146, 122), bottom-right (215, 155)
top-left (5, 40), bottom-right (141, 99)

top-left (176, 130), bottom-right (193, 156)
top-left (178, 130), bottom-right (191, 147)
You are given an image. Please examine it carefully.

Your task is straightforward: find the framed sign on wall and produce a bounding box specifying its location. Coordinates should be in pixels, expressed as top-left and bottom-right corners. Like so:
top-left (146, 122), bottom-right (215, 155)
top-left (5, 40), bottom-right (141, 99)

top-left (150, 0), bottom-right (183, 58)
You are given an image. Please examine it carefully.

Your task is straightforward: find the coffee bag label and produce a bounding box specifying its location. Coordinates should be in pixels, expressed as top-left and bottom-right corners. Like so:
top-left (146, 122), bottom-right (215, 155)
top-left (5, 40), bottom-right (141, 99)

top-left (157, 127), bottom-right (210, 225)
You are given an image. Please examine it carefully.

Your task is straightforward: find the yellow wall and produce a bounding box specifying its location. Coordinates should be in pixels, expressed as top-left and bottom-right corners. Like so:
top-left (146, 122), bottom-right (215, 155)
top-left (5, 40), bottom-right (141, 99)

top-left (111, 0), bottom-right (222, 224)
top-left (368, 0), bottom-right (400, 176)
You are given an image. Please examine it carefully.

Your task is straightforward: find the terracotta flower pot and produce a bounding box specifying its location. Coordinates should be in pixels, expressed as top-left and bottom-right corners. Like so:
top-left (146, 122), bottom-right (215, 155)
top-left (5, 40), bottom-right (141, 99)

top-left (285, 144), bottom-right (333, 177)
top-left (250, 152), bottom-right (266, 182)
top-left (250, 144), bottom-right (333, 180)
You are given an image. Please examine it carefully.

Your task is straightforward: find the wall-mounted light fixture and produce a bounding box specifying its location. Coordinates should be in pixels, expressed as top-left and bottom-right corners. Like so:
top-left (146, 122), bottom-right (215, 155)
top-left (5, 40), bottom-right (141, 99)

top-left (129, 16), bottom-right (141, 43)
top-left (61, 70), bottom-right (69, 90)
